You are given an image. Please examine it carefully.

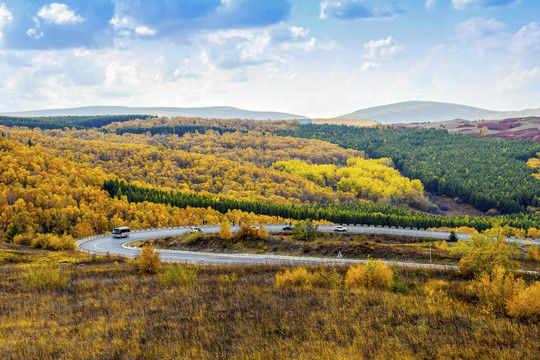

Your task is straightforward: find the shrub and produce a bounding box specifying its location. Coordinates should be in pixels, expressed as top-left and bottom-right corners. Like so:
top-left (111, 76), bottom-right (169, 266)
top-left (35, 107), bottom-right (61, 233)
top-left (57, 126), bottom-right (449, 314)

top-left (275, 267), bottom-right (343, 289)
top-left (237, 224), bottom-right (259, 240)
top-left (220, 218), bottom-right (232, 240)
top-left (5, 222), bottom-right (21, 243)
top-left (470, 266), bottom-right (525, 315)
top-left (275, 267), bottom-right (313, 287)
top-left (30, 234), bottom-right (76, 251)
top-left (455, 233), bottom-right (518, 277)
top-left (507, 282), bottom-right (540, 321)
top-left (22, 265), bottom-right (69, 290)
top-left (13, 233), bottom-right (34, 246)
top-left (448, 230), bottom-right (458, 242)
top-left (257, 224), bottom-right (269, 238)
top-left (158, 264), bottom-right (198, 287)
top-left (345, 259), bottom-right (394, 290)
top-left (422, 279), bottom-right (450, 297)
top-left (310, 269), bottom-right (343, 289)
top-left (138, 244), bottom-right (161, 274)
top-left (291, 220), bottom-right (319, 242)
top-left (391, 274), bottom-right (410, 295)
top-left (218, 273), bottom-right (238, 287)
top-left (525, 245), bottom-right (540, 262)
top-left (437, 240), bottom-right (448, 252)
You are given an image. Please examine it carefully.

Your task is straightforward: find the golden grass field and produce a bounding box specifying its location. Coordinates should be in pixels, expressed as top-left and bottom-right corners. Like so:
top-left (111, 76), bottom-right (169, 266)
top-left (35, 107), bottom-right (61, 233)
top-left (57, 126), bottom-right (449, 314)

top-left (0, 243), bottom-right (539, 359)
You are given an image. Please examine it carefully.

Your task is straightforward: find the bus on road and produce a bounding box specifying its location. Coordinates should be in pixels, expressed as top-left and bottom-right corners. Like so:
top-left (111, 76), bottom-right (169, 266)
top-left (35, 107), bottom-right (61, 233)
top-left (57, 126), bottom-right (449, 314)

top-left (112, 226), bottom-right (130, 238)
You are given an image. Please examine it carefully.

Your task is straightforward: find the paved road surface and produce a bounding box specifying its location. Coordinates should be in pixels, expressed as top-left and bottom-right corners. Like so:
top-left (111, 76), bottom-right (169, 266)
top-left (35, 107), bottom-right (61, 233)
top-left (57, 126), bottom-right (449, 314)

top-left (77, 224), bottom-right (537, 267)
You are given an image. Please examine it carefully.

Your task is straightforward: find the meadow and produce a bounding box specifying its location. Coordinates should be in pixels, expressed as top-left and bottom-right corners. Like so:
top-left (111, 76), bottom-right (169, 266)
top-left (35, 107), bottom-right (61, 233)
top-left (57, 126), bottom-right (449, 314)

top-left (0, 244), bottom-right (538, 359)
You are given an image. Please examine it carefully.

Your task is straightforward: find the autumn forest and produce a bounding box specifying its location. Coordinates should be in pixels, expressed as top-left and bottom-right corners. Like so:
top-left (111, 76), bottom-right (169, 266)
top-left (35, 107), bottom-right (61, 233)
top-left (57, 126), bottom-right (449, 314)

top-left (2, 114), bottom-right (540, 359)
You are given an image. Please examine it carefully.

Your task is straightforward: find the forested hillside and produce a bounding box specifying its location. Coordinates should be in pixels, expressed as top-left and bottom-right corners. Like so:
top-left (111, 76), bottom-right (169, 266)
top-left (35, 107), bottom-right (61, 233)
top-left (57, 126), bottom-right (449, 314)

top-left (2, 115), bottom-right (540, 243)
top-left (275, 125), bottom-right (540, 214)
top-left (0, 115), bottom-right (150, 130)
top-left (0, 134), bottom-right (286, 244)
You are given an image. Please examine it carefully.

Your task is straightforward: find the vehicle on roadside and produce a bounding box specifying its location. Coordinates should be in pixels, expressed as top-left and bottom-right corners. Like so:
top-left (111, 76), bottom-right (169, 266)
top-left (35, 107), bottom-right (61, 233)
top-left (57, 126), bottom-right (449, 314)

top-left (282, 225), bottom-right (293, 231)
top-left (112, 226), bottom-right (130, 238)
top-left (333, 225), bottom-right (347, 232)
top-left (190, 226), bottom-right (203, 233)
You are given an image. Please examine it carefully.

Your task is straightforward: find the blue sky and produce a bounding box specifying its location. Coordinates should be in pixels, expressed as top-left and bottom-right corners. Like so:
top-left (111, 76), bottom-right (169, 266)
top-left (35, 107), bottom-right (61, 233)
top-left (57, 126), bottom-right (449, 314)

top-left (0, 0), bottom-right (538, 117)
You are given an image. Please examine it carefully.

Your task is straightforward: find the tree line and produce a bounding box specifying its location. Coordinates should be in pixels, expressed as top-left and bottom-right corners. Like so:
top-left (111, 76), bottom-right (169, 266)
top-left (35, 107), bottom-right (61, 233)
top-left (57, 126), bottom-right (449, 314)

top-left (103, 179), bottom-right (540, 232)
top-left (0, 115), bottom-right (151, 130)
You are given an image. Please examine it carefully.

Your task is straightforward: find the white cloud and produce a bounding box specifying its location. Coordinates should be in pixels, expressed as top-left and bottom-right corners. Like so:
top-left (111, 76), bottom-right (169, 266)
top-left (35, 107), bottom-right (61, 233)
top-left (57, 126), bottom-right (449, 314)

top-left (135, 26), bottom-right (156, 36)
top-left (38, 3), bottom-right (84, 25)
top-left (0, 3), bottom-right (13, 42)
top-left (364, 36), bottom-right (405, 60)
top-left (452, 17), bottom-right (507, 55)
top-left (361, 62), bottom-right (380, 71)
top-left (454, 16), bottom-right (505, 41)
top-left (497, 66), bottom-right (540, 91)
top-left (510, 22), bottom-right (540, 54)
top-left (26, 28), bottom-right (44, 40)
top-left (425, 0), bottom-right (436, 10)
top-left (290, 26), bottom-right (309, 38)
top-left (202, 24), bottom-right (337, 69)
top-left (452, 0), bottom-right (516, 9)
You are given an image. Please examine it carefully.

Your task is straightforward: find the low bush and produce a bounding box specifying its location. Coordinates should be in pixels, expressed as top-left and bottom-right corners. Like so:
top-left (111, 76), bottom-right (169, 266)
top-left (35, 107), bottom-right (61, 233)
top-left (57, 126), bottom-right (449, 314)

top-left (471, 266), bottom-right (525, 315)
top-left (391, 274), bottom-right (410, 295)
top-left (507, 281), bottom-right (540, 322)
top-left (13, 233), bottom-right (34, 246)
top-left (21, 265), bottom-right (69, 290)
top-left (310, 268), bottom-right (343, 289)
top-left (275, 267), bottom-right (313, 287)
top-left (525, 245), bottom-right (540, 262)
top-left (218, 273), bottom-right (238, 287)
top-left (158, 264), bottom-right (198, 287)
top-left (422, 279), bottom-right (450, 297)
top-left (345, 259), bottom-right (393, 290)
top-left (138, 244), bottom-right (161, 274)
top-left (275, 267), bottom-right (342, 288)
top-left (30, 234), bottom-right (76, 251)
top-left (437, 240), bottom-right (448, 252)
top-left (453, 233), bottom-right (518, 277)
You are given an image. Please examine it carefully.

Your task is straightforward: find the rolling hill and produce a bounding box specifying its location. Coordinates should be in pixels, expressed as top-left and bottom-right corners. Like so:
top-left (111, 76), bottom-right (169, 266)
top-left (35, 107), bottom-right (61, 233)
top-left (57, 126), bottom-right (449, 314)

top-left (0, 106), bottom-right (309, 121)
top-left (394, 116), bottom-right (540, 142)
top-left (338, 101), bottom-right (540, 124)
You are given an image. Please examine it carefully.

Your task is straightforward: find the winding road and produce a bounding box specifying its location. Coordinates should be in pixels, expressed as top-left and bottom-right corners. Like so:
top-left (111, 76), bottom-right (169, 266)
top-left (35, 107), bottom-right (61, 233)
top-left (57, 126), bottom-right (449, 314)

top-left (77, 224), bottom-right (538, 269)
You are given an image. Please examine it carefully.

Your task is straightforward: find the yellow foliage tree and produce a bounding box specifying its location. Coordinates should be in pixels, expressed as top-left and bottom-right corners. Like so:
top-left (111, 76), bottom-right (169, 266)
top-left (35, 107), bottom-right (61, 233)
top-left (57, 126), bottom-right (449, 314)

top-left (345, 259), bottom-right (393, 290)
top-left (138, 243), bottom-right (161, 274)
top-left (220, 217), bottom-right (232, 240)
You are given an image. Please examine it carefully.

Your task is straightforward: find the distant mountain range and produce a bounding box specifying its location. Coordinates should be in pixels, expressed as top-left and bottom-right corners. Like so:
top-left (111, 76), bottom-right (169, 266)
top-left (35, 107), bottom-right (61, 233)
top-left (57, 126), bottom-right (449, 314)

top-left (3, 101), bottom-right (540, 124)
top-left (0, 106), bottom-right (309, 121)
top-left (337, 101), bottom-right (540, 124)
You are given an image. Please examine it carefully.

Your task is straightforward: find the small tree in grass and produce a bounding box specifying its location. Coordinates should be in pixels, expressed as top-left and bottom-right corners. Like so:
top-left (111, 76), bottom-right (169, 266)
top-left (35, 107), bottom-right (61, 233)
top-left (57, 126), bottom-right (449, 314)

top-left (451, 232), bottom-right (518, 277)
top-left (159, 264), bottom-right (198, 287)
top-left (345, 258), bottom-right (393, 290)
top-left (448, 230), bottom-right (458, 242)
top-left (292, 220), bottom-right (318, 242)
top-left (220, 217), bottom-right (232, 240)
top-left (138, 243), bottom-right (161, 274)
top-left (525, 245), bottom-right (540, 262)
top-left (5, 222), bottom-right (21, 243)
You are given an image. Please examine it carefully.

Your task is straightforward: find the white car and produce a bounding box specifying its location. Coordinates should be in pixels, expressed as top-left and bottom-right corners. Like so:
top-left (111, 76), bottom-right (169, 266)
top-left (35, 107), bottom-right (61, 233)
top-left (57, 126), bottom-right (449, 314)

top-left (190, 226), bottom-right (203, 233)
top-left (333, 225), bottom-right (347, 232)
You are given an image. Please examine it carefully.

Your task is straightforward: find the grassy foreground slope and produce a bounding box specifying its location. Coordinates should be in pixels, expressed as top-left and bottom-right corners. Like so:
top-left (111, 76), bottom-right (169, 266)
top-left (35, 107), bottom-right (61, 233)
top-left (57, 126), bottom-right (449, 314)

top-left (0, 245), bottom-right (538, 359)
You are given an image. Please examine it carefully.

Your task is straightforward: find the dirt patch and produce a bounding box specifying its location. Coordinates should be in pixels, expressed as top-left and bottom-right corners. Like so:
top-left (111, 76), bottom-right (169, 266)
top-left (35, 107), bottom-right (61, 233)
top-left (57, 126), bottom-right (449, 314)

top-left (428, 193), bottom-right (484, 217)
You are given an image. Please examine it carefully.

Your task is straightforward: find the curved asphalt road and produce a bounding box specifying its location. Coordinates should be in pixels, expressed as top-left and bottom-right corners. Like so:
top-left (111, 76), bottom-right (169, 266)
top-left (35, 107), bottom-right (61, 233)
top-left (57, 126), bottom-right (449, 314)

top-left (77, 224), bottom-right (538, 268)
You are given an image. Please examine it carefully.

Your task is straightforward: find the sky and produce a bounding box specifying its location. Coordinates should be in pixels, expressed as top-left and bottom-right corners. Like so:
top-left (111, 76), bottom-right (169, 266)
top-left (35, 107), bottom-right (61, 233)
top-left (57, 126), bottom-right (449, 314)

top-left (0, 0), bottom-right (539, 117)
